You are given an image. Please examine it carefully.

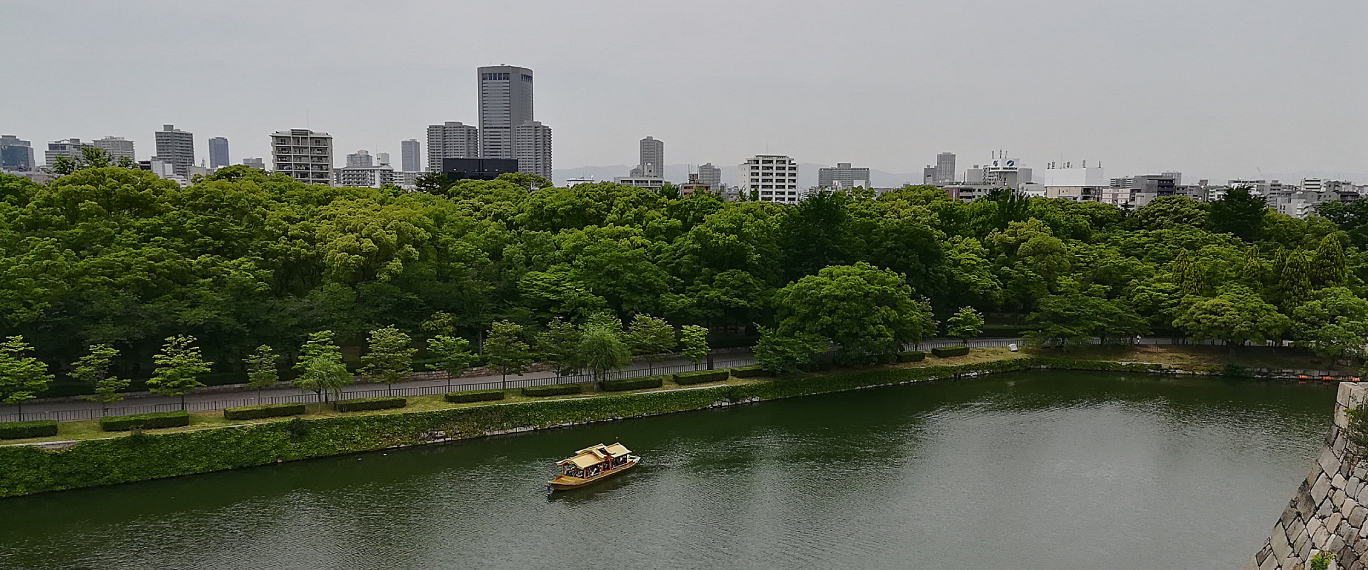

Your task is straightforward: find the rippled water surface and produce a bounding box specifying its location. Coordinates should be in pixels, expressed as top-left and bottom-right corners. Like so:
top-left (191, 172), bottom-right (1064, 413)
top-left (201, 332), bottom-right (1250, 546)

top-left (0, 372), bottom-right (1337, 569)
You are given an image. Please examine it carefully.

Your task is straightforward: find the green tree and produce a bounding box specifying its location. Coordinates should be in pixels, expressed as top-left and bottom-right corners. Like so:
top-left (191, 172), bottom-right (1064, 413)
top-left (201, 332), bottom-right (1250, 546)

top-left (0, 336), bottom-right (54, 421)
top-left (945, 307), bottom-right (985, 343)
top-left (1174, 286), bottom-right (1291, 353)
top-left (1311, 234), bottom-right (1347, 288)
top-left (361, 325), bottom-right (416, 395)
top-left (148, 335), bottom-right (213, 410)
top-left (420, 311), bottom-right (459, 338)
top-left (73, 344), bottom-right (128, 413)
top-left (483, 320), bottom-right (531, 389)
top-left (1278, 250), bottom-right (1313, 310)
top-left (679, 325), bottom-right (709, 370)
top-left (1207, 187), bottom-right (1266, 241)
top-left (1290, 287), bottom-right (1368, 364)
top-left (579, 321), bottom-right (632, 383)
top-left (770, 263), bottom-right (936, 364)
top-left (426, 335), bottom-right (474, 389)
top-left (1310, 552), bottom-right (1334, 570)
top-left (1025, 282), bottom-right (1148, 348)
top-left (754, 326), bottom-right (828, 374)
top-left (245, 345), bottom-right (279, 403)
top-left (535, 318), bottom-right (582, 378)
top-left (626, 314), bottom-right (675, 374)
top-left (414, 171), bottom-right (455, 195)
top-left (293, 331), bottom-right (352, 405)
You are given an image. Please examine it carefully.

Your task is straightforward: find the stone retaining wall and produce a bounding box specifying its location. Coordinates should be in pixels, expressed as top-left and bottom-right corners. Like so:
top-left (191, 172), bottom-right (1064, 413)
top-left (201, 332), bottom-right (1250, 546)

top-left (1249, 383), bottom-right (1368, 570)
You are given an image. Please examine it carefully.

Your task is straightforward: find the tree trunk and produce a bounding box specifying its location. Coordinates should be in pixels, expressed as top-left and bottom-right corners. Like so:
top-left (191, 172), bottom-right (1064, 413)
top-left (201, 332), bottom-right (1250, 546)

top-left (501, 373), bottom-right (506, 390)
top-left (16, 401), bottom-right (22, 423)
top-left (181, 394), bottom-right (187, 411)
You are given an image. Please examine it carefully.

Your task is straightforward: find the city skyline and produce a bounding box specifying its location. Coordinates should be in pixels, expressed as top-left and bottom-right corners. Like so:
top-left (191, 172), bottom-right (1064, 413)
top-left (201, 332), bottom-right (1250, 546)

top-left (2, 0), bottom-right (1363, 183)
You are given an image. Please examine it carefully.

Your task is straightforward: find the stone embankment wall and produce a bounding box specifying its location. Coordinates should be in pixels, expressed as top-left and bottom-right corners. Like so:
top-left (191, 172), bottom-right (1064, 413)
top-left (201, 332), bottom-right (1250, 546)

top-left (1249, 383), bottom-right (1368, 570)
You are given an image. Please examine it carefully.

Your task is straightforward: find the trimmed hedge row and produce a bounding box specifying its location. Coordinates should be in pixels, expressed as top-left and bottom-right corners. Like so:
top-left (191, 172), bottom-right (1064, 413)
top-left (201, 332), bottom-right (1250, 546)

top-left (897, 351), bottom-right (926, 362)
top-left (445, 390), bottom-right (506, 404)
top-left (931, 346), bottom-right (971, 358)
top-left (99, 411), bottom-right (190, 432)
top-left (335, 397), bottom-right (406, 413)
top-left (730, 366), bottom-right (773, 378)
top-left (0, 420), bottom-right (59, 440)
top-left (600, 377), bottom-right (665, 392)
top-left (223, 403), bottom-right (306, 421)
top-left (674, 370), bottom-right (730, 385)
top-left (523, 384), bottom-right (582, 397)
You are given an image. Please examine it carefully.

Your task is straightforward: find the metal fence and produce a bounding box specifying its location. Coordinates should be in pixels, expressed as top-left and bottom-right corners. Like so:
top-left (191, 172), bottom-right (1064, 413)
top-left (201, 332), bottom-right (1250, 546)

top-left (0, 356), bottom-right (757, 424)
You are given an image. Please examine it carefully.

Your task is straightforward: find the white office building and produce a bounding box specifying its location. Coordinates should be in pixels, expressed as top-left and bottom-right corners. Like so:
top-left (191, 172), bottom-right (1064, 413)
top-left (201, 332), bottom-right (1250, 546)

top-left (513, 120), bottom-right (552, 179)
top-left (1039, 164), bottom-right (1106, 202)
top-left (740, 155), bottom-right (800, 203)
top-left (818, 162), bottom-right (871, 190)
top-left (92, 136), bottom-right (135, 162)
top-left (45, 139), bottom-right (87, 167)
top-left (270, 129), bottom-right (334, 186)
top-left (426, 122), bottom-right (478, 172)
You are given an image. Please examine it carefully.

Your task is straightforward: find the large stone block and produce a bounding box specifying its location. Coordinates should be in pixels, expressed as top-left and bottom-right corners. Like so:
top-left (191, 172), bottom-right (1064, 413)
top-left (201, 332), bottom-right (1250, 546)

top-left (1322, 498), bottom-right (1338, 518)
top-left (1338, 489), bottom-right (1351, 510)
top-left (1314, 525), bottom-right (1333, 549)
top-left (1349, 477), bottom-right (1364, 498)
top-left (1357, 505), bottom-right (1368, 529)
top-left (1316, 474), bottom-right (1335, 504)
top-left (1321, 449), bottom-right (1344, 479)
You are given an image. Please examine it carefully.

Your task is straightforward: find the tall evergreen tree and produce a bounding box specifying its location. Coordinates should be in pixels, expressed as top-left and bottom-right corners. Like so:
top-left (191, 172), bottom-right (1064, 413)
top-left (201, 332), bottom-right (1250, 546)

top-left (1311, 235), bottom-right (1347, 288)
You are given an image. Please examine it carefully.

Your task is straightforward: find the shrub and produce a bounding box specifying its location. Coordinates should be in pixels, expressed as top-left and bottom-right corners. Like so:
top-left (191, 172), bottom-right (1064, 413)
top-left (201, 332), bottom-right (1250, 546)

top-left (674, 370), bottom-right (729, 385)
top-left (931, 346), bottom-right (971, 358)
top-left (99, 411), bottom-right (190, 432)
top-left (729, 366), bottom-right (774, 378)
top-left (444, 390), bottom-right (506, 404)
top-left (223, 403), bottom-right (306, 421)
top-left (0, 420), bottom-right (58, 439)
top-left (897, 351), bottom-right (926, 362)
top-left (600, 377), bottom-right (665, 392)
top-left (334, 397), bottom-right (406, 413)
top-left (522, 384), bottom-right (583, 397)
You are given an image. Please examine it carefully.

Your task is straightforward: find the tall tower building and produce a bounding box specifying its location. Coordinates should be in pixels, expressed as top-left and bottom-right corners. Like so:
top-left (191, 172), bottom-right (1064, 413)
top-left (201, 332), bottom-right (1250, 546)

top-left (154, 125), bottom-right (195, 177)
top-left (697, 163), bottom-right (721, 188)
top-left (740, 155), bottom-right (800, 203)
top-left (0, 135), bottom-right (35, 171)
top-left (633, 136), bottom-right (664, 177)
top-left (270, 129), bottom-right (333, 186)
top-left (935, 152), bottom-right (956, 185)
top-left (346, 150), bottom-right (374, 168)
top-left (91, 136), bottom-right (135, 162)
top-left (401, 139), bottom-right (420, 172)
top-left (477, 65), bottom-right (535, 160)
top-left (208, 137), bottom-right (230, 169)
top-left (426, 122), bottom-right (479, 172)
top-left (513, 121), bottom-right (552, 180)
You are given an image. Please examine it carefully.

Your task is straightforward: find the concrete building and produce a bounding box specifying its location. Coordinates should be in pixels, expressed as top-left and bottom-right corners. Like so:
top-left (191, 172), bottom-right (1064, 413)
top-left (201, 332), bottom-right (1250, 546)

top-left (270, 129), bottom-right (333, 186)
top-left (680, 173), bottom-right (711, 196)
top-left (631, 136), bottom-right (664, 177)
top-left (242, 157), bottom-right (265, 170)
top-left (566, 177), bottom-right (596, 187)
top-left (401, 139), bottom-right (421, 172)
top-left (1039, 163), bottom-right (1106, 202)
top-left (478, 65), bottom-right (535, 160)
top-left (335, 164), bottom-right (395, 188)
top-left (513, 120), bottom-right (552, 179)
top-left (612, 176), bottom-right (667, 191)
top-left (45, 139), bottom-right (86, 167)
top-left (92, 136), bottom-right (135, 162)
top-left (154, 124), bottom-right (195, 177)
top-left (426, 122), bottom-right (479, 172)
top-left (208, 137), bottom-right (230, 169)
top-left (740, 154), bottom-right (800, 203)
top-left (441, 158), bottom-right (519, 181)
top-left (0, 135), bottom-right (35, 171)
top-left (818, 162), bottom-right (871, 190)
top-left (697, 163), bottom-right (722, 189)
top-left (376, 152), bottom-right (390, 166)
top-left (392, 170), bottom-right (421, 190)
top-left (346, 150), bottom-right (374, 168)
top-left (935, 152), bottom-right (956, 185)
top-left (1126, 174), bottom-right (1179, 207)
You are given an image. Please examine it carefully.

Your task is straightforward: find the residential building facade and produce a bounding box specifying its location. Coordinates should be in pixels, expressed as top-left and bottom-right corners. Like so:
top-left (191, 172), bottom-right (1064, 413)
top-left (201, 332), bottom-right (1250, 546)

top-left (154, 124), bottom-right (194, 177)
top-left (45, 139), bottom-right (86, 168)
top-left (346, 149), bottom-right (374, 168)
top-left (697, 163), bottom-right (722, 188)
top-left (270, 129), bottom-right (333, 186)
top-left (513, 120), bottom-right (552, 179)
top-left (93, 136), bottom-right (135, 162)
top-left (242, 157), bottom-right (265, 170)
top-left (335, 164), bottom-right (395, 188)
top-left (631, 136), bottom-right (664, 177)
top-left (740, 155), bottom-right (800, 203)
top-left (426, 122), bottom-right (478, 172)
top-left (818, 162), bottom-right (871, 190)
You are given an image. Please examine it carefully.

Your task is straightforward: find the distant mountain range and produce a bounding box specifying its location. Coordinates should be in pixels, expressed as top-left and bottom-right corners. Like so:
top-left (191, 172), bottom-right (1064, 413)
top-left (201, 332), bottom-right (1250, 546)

top-left (554, 164), bottom-right (926, 189)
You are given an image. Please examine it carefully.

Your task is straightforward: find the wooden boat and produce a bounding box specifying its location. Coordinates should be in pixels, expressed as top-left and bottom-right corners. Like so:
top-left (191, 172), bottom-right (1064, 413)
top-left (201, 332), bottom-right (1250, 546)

top-left (547, 443), bottom-right (640, 491)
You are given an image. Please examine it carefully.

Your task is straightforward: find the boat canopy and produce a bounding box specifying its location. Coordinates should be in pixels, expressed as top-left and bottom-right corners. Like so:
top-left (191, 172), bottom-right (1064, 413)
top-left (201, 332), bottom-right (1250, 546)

top-left (558, 443), bottom-right (633, 468)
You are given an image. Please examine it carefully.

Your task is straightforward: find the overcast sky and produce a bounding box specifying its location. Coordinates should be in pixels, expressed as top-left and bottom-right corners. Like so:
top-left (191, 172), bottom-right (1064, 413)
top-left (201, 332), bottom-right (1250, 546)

top-left (4, 0), bottom-right (1365, 183)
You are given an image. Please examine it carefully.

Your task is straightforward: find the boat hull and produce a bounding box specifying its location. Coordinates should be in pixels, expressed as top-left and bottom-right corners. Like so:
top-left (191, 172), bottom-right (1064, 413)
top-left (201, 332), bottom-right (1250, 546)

top-left (547, 456), bottom-right (640, 490)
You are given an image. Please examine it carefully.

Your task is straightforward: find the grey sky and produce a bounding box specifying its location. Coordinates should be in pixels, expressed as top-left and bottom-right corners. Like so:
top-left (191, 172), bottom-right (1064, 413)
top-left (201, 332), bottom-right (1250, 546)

top-left (4, 0), bottom-right (1364, 183)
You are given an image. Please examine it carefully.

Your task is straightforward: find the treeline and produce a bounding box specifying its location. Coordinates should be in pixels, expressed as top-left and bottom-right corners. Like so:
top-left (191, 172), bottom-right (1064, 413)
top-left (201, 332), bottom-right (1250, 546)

top-left (0, 165), bottom-right (1366, 385)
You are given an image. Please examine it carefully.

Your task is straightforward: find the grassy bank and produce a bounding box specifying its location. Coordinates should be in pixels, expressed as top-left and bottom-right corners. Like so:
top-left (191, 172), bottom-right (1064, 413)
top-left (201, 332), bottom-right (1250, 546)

top-left (0, 346), bottom-right (1336, 498)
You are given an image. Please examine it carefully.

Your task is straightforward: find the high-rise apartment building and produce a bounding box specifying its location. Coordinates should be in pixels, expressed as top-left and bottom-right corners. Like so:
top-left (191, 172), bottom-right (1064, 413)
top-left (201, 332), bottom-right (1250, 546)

top-left (208, 137), bottom-right (230, 169)
top-left (154, 125), bottom-right (194, 177)
top-left (935, 152), bottom-right (956, 185)
top-left (242, 157), bottom-right (265, 170)
top-left (0, 135), bottom-right (35, 171)
top-left (697, 163), bottom-right (721, 189)
top-left (401, 139), bottom-right (420, 172)
top-left (270, 129), bottom-right (333, 186)
top-left (478, 65), bottom-right (535, 160)
top-left (740, 155), bottom-right (800, 203)
top-left (632, 136), bottom-right (664, 177)
top-left (45, 139), bottom-right (86, 167)
top-left (346, 150), bottom-right (374, 168)
top-left (91, 136), bottom-right (135, 162)
top-left (426, 122), bottom-right (479, 172)
top-left (818, 162), bottom-right (871, 190)
top-left (513, 121), bottom-right (552, 180)
top-left (376, 152), bottom-right (390, 166)
top-left (335, 163), bottom-right (395, 188)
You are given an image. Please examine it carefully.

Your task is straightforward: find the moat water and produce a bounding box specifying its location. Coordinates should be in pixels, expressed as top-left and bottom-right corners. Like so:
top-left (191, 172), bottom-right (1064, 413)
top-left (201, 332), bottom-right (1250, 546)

top-left (0, 371), bottom-right (1335, 569)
